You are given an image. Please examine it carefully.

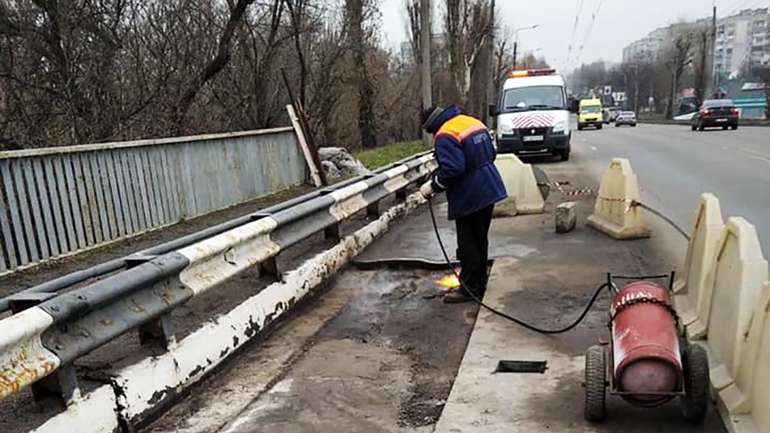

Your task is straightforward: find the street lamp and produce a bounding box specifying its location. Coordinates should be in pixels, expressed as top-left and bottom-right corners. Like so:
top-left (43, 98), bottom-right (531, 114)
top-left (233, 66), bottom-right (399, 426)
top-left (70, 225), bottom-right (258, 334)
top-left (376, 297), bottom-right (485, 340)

top-left (513, 24), bottom-right (539, 70)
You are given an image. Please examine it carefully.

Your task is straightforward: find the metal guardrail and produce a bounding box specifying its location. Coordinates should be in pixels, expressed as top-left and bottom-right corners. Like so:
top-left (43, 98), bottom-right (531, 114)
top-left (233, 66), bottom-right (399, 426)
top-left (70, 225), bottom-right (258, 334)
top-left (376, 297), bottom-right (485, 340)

top-left (0, 128), bottom-right (305, 275)
top-left (0, 152), bottom-right (436, 403)
top-left (0, 150), bottom-right (431, 314)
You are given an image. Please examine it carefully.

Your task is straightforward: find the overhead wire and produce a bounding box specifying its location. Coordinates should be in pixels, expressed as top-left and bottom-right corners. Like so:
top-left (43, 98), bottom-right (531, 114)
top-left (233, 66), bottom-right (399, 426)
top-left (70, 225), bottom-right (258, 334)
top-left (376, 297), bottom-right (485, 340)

top-left (564, 0), bottom-right (586, 71)
top-left (574, 0), bottom-right (605, 67)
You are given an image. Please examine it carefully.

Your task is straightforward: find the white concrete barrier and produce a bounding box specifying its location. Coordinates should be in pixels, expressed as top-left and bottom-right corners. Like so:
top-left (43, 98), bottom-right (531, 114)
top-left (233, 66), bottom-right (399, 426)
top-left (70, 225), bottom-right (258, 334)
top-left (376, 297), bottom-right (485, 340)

top-left (586, 158), bottom-right (650, 239)
top-left (713, 281), bottom-right (770, 433)
top-left (673, 194), bottom-right (725, 331)
top-left (493, 154), bottom-right (544, 216)
top-left (695, 218), bottom-right (767, 396)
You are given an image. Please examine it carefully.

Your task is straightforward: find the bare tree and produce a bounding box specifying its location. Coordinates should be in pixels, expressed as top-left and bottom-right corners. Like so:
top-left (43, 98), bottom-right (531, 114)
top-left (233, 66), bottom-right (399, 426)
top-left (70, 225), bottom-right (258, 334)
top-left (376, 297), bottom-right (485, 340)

top-left (691, 24), bottom-right (711, 106)
top-left (660, 29), bottom-right (693, 118)
top-left (345, 0), bottom-right (377, 148)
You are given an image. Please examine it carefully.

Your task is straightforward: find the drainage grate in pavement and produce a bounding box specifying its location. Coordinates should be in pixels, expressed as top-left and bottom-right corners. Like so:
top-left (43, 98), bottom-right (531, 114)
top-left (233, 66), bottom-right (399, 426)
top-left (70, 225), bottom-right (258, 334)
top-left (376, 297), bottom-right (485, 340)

top-left (494, 360), bottom-right (548, 374)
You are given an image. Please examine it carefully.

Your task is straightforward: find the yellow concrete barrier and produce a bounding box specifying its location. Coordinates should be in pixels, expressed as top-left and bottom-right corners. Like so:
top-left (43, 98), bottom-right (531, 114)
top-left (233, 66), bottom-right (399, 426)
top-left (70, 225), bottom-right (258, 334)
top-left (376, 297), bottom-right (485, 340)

top-left (586, 158), bottom-right (650, 239)
top-left (673, 194), bottom-right (725, 331)
top-left (493, 154), bottom-right (544, 216)
top-left (713, 281), bottom-right (770, 433)
top-left (695, 218), bottom-right (767, 395)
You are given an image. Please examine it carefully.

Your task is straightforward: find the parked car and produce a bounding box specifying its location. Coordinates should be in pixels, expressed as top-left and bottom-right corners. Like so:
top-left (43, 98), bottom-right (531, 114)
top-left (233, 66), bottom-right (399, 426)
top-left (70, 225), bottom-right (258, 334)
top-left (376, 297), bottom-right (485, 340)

top-left (691, 99), bottom-right (740, 131)
top-left (603, 107), bottom-right (621, 124)
top-left (615, 111), bottom-right (637, 127)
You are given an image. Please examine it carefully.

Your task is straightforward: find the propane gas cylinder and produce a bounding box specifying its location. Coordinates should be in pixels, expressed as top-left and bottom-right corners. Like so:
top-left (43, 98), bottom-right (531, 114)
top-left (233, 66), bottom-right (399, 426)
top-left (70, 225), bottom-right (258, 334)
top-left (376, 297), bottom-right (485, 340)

top-left (611, 281), bottom-right (682, 403)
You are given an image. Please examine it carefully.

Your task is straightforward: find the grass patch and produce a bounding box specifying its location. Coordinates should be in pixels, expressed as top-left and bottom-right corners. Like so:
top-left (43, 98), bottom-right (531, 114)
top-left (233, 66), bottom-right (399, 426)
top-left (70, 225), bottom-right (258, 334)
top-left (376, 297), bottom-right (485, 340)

top-left (354, 140), bottom-right (431, 169)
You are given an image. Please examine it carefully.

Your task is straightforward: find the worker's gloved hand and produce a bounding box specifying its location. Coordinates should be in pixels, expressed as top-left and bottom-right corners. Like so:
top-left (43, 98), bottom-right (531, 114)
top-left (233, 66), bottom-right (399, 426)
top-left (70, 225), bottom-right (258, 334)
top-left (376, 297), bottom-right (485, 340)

top-left (419, 180), bottom-right (434, 199)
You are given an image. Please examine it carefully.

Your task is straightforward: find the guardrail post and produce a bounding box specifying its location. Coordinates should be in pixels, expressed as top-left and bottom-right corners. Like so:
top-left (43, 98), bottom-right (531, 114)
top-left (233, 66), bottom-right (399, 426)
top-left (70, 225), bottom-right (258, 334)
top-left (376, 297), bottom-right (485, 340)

top-left (259, 256), bottom-right (282, 282)
top-left (324, 223), bottom-right (341, 240)
top-left (367, 201), bottom-right (380, 218)
top-left (396, 189), bottom-right (408, 201)
top-left (138, 314), bottom-right (176, 350)
top-left (31, 364), bottom-right (81, 405)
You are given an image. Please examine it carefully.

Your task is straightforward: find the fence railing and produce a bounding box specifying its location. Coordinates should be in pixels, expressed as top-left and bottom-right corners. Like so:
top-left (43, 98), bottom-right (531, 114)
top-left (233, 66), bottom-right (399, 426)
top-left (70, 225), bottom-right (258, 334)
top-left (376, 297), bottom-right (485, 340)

top-left (0, 152), bottom-right (436, 406)
top-left (0, 128), bottom-right (306, 274)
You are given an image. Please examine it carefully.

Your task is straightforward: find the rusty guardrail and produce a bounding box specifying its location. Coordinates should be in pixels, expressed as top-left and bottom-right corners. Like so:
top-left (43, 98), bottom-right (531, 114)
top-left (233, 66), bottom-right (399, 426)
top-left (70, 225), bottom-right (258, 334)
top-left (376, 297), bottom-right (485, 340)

top-left (0, 152), bottom-right (436, 406)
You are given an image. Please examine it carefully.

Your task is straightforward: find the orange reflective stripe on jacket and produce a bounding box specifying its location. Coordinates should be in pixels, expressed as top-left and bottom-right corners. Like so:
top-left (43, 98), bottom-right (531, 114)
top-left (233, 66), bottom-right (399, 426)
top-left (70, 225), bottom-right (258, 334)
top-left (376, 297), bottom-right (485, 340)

top-left (435, 114), bottom-right (487, 143)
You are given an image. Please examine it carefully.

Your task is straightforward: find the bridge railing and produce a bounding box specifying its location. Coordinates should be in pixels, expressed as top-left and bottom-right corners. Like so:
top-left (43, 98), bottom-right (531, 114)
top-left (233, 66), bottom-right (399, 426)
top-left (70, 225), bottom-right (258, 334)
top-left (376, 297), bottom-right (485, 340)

top-left (0, 152), bottom-right (436, 406)
top-left (0, 128), bottom-right (306, 275)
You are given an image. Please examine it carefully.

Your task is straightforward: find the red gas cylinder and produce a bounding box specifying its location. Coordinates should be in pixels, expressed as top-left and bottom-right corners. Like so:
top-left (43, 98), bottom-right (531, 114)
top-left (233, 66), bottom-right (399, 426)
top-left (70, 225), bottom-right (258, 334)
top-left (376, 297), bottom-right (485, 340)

top-left (611, 281), bottom-right (682, 403)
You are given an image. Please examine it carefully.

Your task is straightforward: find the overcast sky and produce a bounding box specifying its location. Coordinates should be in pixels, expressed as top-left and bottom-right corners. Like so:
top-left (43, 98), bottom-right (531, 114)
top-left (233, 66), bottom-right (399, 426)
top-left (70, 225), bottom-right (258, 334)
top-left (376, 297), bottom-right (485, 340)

top-left (380, 0), bottom-right (770, 72)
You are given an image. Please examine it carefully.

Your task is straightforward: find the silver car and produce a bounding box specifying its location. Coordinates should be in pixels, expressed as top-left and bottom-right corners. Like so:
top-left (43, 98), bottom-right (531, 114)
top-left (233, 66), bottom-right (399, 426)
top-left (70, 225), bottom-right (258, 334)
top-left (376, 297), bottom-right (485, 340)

top-left (615, 111), bottom-right (637, 127)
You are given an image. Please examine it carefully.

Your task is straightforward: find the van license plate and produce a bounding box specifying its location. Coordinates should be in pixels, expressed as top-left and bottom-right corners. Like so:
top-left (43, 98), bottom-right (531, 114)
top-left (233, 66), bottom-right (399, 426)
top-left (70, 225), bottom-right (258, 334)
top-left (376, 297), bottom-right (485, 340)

top-left (523, 135), bottom-right (544, 142)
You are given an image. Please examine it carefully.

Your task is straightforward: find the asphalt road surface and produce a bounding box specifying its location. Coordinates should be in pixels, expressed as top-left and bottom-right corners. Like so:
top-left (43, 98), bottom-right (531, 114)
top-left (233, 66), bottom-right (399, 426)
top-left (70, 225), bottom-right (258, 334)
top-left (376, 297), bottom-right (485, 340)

top-left (569, 122), bottom-right (770, 254)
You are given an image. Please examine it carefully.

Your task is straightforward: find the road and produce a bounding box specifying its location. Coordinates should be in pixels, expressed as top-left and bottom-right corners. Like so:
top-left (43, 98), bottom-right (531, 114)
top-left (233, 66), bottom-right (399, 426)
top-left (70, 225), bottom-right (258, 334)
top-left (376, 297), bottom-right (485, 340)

top-left (568, 123), bottom-right (770, 255)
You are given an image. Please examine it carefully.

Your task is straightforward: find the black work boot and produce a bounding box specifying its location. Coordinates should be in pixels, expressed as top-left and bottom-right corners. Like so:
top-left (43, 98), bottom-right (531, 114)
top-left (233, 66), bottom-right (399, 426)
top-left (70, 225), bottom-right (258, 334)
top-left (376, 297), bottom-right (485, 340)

top-left (443, 289), bottom-right (473, 304)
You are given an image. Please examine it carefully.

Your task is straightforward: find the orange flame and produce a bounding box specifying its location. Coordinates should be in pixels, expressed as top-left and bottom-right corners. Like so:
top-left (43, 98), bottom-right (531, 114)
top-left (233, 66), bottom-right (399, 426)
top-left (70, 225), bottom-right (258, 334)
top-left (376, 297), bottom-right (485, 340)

top-left (436, 271), bottom-right (461, 290)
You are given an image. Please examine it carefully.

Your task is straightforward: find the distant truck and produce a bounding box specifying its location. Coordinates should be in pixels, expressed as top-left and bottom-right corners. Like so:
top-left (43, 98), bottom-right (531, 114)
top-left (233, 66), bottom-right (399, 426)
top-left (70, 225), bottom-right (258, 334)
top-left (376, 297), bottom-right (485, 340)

top-left (578, 98), bottom-right (603, 130)
top-left (489, 68), bottom-right (571, 161)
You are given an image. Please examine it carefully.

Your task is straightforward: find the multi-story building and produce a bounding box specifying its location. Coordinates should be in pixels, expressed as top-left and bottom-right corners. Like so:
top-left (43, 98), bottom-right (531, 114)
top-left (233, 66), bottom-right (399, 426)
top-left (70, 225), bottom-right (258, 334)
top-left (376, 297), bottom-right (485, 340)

top-left (622, 27), bottom-right (668, 63)
top-left (714, 8), bottom-right (769, 79)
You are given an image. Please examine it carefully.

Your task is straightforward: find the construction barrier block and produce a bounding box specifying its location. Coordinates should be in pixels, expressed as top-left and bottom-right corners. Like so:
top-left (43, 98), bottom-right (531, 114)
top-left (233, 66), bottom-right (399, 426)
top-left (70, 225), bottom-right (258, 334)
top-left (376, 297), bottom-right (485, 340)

top-left (673, 194), bottom-right (725, 330)
top-left (696, 218), bottom-right (767, 392)
top-left (586, 158), bottom-right (650, 240)
top-left (714, 282), bottom-right (769, 433)
top-left (493, 154), bottom-right (544, 216)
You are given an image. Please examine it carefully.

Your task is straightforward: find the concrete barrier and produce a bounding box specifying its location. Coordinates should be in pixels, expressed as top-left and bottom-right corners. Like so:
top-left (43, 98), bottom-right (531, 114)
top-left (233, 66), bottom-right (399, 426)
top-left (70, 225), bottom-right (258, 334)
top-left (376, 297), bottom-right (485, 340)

top-left (493, 154), bottom-right (544, 216)
top-left (673, 194), bottom-right (725, 331)
top-left (695, 218), bottom-right (767, 396)
top-left (713, 281), bottom-right (770, 433)
top-left (586, 158), bottom-right (650, 239)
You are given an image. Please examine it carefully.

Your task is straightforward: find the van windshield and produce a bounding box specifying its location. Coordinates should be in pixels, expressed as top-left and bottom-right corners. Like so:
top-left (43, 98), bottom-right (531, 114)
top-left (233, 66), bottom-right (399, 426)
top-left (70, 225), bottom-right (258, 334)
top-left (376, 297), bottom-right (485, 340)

top-left (501, 86), bottom-right (566, 112)
top-left (581, 106), bottom-right (601, 113)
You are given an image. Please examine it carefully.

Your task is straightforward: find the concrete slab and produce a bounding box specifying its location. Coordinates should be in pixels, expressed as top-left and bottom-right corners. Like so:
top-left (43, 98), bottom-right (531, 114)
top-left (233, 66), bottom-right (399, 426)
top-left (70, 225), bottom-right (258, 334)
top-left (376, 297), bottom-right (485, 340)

top-left (433, 257), bottom-right (727, 433)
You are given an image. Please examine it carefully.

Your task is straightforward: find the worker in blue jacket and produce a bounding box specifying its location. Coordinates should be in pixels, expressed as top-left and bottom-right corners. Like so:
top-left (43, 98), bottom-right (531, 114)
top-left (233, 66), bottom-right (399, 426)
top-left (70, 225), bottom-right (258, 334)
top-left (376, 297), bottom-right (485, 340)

top-left (419, 105), bottom-right (507, 303)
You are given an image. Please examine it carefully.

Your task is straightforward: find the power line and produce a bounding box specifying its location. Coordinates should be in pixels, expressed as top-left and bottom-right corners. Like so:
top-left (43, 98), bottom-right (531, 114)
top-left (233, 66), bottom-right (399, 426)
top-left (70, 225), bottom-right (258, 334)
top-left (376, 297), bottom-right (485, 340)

top-left (575, 0), bottom-right (604, 67)
top-left (564, 0), bottom-right (585, 71)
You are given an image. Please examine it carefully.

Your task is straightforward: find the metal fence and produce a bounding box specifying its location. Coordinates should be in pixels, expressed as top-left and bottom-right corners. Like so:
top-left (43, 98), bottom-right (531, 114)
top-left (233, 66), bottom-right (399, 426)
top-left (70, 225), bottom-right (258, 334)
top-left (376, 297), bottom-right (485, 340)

top-left (0, 128), bottom-right (306, 274)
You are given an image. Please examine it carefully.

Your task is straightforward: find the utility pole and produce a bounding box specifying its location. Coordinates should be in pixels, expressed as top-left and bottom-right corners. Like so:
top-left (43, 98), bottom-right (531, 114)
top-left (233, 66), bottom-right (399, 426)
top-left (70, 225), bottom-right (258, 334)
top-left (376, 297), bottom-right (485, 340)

top-left (512, 40), bottom-right (518, 71)
top-left (710, 2), bottom-right (718, 97)
top-left (512, 25), bottom-right (538, 71)
top-left (420, 0), bottom-right (432, 146)
top-left (485, 0), bottom-right (496, 125)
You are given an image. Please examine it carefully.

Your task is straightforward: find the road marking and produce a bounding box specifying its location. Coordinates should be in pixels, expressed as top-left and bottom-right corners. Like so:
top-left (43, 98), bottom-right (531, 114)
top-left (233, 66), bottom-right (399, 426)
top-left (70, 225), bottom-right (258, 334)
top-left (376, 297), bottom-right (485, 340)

top-left (738, 148), bottom-right (770, 162)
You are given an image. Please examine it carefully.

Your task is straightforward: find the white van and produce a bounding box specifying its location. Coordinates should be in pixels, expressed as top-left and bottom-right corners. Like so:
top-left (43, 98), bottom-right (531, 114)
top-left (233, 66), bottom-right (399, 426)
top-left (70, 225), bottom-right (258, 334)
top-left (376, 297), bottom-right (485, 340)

top-left (490, 68), bottom-right (571, 161)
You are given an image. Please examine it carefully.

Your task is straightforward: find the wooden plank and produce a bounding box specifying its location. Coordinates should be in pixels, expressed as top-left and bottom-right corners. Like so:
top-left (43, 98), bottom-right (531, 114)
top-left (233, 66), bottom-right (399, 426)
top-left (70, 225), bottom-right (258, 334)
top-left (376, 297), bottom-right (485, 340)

top-left (12, 160), bottom-right (40, 261)
top-left (74, 154), bottom-right (96, 246)
top-left (140, 149), bottom-right (160, 227)
top-left (2, 160), bottom-right (28, 264)
top-left (32, 158), bottom-right (59, 257)
top-left (99, 151), bottom-right (121, 239)
top-left (88, 153), bottom-right (111, 242)
top-left (286, 104), bottom-right (323, 187)
top-left (131, 150), bottom-right (151, 230)
top-left (62, 154), bottom-right (89, 248)
top-left (22, 159), bottom-right (50, 259)
top-left (0, 173), bottom-right (18, 269)
top-left (119, 150), bottom-right (141, 233)
top-left (43, 157), bottom-right (68, 255)
top-left (112, 151), bottom-right (131, 236)
top-left (55, 156), bottom-right (81, 250)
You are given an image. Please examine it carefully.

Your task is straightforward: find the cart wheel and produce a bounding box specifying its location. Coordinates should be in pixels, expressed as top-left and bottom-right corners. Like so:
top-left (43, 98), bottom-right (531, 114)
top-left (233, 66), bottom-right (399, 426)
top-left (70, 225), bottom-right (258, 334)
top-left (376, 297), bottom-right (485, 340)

top-left (680, 344), bottom-right (709, 424)
top-left (584, 345), bottom-right (607, 422)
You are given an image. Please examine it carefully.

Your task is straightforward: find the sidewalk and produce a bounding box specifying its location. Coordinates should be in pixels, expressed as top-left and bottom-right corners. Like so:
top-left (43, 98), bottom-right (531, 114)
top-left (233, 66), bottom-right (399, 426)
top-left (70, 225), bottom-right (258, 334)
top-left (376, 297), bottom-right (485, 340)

top-left (421, 164), bottom-right (727, 432)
